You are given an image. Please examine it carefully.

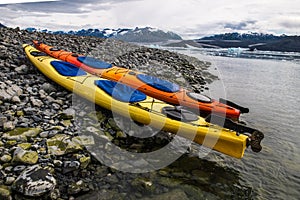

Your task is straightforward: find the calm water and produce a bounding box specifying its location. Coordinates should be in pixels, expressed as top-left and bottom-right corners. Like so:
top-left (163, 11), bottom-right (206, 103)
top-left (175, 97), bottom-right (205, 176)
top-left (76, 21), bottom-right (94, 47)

top-left (172, 48), bottom-right (300, 200)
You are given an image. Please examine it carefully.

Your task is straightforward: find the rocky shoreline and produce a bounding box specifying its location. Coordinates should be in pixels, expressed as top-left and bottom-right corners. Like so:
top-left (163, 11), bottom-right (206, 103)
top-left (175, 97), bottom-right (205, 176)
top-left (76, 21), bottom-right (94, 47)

top-left (0, 27), bottom-right (221, 199)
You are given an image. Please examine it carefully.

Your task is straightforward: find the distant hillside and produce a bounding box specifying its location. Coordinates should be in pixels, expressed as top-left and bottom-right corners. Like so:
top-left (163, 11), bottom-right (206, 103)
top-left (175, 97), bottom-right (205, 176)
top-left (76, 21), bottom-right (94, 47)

top-left (200, 32), bottom-right (284, 41)
top-left (0, 23), bottom-right (6, 28)
top-left (25, 27), bottom-right (182, 43)
top-left (197, 32), bottom-right (300, 52)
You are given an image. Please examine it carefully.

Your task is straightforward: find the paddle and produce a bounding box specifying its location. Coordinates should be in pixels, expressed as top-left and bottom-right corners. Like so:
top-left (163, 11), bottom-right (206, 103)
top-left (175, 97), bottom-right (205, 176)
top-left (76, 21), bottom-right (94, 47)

top-left (219, 98), bottom-right (249, 113)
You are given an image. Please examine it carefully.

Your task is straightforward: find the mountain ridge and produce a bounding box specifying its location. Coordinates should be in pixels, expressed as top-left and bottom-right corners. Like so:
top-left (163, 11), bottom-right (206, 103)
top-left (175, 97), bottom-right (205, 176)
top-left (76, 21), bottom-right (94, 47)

top-left (196, 32), bottom-right (300, 52)
top-left (25, 26), bottom-right (182, 43)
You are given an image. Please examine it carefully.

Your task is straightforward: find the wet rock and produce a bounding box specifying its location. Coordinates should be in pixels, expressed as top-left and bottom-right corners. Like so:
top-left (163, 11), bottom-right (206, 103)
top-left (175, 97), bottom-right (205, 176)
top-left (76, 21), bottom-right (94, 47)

top-left (0, 185), bottom-right (12, 200)
top-left (12, 147), bottom-right (38, 165)
top-left (62, 161), bottom-right (80, 174)
top-left (79, 155), bottom-right (91, 169)
top-left (131, 177), bottom-right (155, 193)
top-left (12, 165), bottom-right (56, 197)
top-left (0, 154), bottom-right (12, 163)
top-left (143, 189), bottom-right (189, 200)
top-left (17, 143), bottom-right (32, 150)
top-left (67, 180), bottom-right (87, 195)
top-left (47, 134), bottom-right (83, 156)
top-left (72, 135), bottom-right (95, 146)
top-left (4, 177), bottom-right (15, 185)
top-left (53, 160), bottom-right (63, 167)
top-left (0, 170), bottom-right (7, 180)
top-left (2, 127), bottom-right (41, 142)
top-left (59, 108), bottom-right (75, 120)
top-left (75, 189), bottom-right (125, 200)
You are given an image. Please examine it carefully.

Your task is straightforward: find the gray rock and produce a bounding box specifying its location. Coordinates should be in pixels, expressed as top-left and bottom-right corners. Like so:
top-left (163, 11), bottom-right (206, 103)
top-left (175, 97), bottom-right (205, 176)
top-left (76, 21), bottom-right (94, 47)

top-left (41, 83), bottom-right (57, 94)
top-left (6, 85), bottom-right (22, 97)
top-left (0, 114), bottom-right (7, 127)
top-left (15, 64), bottom-right (28, 74)
top-left (3, 121), bottom-right (15, 131)
top-left (13, 165), bottom-right (26, 173)
top-left (30, 97), bottom-right (43, 107)
top-left (4, 177), bottom-right (15, 185)
top-left (23, 107), bottom-right (37, 115)
top-left (12, 165), bottom-right (56, 197)
top-left (0, 89), bottom-right (11, 101)
top-left (11, 96), bottom-right (21, 103)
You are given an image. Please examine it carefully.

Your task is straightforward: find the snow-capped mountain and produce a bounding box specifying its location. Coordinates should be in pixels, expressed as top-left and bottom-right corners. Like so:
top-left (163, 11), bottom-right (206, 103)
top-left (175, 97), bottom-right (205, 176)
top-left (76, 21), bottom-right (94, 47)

top-left (25, 27), bottom-right (182, 43)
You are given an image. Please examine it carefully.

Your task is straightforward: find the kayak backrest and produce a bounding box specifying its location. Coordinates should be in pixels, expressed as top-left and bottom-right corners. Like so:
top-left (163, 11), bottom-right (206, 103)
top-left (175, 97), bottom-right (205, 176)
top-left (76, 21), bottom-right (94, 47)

top-left (95, 80), bottom-right (147, 103)
top-left (77, 56), bottom-right (113, 69)
top-left (50, 61), bottom-right (87, 76)
top-left (136, 74), bottom-right (180, 93)
top-left (187, 92), bottom-right (212, 103)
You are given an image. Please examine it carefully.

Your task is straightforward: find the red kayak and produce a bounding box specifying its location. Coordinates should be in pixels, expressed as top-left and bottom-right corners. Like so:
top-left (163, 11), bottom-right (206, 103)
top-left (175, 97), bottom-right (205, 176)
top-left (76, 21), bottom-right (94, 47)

top-left (33, 40), bottom-right (243, 120)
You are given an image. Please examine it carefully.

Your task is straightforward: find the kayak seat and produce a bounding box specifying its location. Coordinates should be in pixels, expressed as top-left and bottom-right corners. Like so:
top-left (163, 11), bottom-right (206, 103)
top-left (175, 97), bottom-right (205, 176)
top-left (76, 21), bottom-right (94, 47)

top-left (95, 80), bottom-right (146, 103)
top-left (30, 51), bottom-right (48, 57)
top-left (50, 61), bottom-right (87, 76)
top-left (162, 106), bottom-right (198, 122)
top-left (77, 56), bottom-right (113, 69)
top-left (137, 74), bottom-right (180, 93)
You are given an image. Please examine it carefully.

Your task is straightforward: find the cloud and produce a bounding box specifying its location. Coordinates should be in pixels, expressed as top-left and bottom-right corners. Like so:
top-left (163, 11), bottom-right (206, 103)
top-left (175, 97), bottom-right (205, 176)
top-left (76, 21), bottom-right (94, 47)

top-left (0, 0), bottom-right (58, 5)
top-left (278, 17), bottom-right (300, 28)
top-left (0, 0), bottom-right (141, 13)
top-left (224, 20), bottom-right (257, 30)
top-left (1, 0), bottom-right (299, 38)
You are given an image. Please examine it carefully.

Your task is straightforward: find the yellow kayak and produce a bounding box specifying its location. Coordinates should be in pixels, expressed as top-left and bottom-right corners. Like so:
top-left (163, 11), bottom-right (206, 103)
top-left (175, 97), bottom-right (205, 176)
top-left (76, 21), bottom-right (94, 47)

top-left (23, 44), bottom-right (263, 158)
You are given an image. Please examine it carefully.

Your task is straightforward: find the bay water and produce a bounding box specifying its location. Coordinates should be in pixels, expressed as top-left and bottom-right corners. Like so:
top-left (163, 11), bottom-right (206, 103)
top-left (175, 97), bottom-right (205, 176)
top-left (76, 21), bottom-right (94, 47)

top-left (169, 48), bottom-right (300, 200)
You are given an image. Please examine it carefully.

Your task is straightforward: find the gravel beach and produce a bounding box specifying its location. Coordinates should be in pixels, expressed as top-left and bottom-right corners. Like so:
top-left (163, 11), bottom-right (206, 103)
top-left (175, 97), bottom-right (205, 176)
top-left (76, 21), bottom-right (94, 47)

top-left (0, 26), bottom-right (220, 200)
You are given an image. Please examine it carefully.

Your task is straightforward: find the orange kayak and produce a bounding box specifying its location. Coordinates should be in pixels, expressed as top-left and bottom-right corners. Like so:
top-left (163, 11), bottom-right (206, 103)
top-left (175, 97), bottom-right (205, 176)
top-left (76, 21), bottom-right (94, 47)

top-left (33, 41), bottom-right (241, 120)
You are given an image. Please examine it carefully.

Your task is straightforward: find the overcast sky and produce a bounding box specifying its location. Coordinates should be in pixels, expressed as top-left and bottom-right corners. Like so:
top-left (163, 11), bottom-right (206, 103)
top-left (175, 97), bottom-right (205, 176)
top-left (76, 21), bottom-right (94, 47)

top-left (1, 0), bottom-right (300, 39)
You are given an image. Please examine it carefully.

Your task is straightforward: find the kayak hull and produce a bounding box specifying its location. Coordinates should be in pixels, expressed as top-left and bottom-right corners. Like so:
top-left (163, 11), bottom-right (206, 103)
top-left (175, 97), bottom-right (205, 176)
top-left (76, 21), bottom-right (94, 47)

top-left (24, 44), bottom-right (248, 158)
